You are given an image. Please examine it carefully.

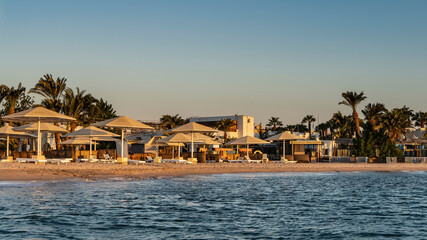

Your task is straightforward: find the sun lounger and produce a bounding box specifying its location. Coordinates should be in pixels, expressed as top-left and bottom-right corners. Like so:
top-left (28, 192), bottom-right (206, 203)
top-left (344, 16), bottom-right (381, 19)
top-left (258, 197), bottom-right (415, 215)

top-left (101, 154), bottom-right (116, 164)
top-left (77, 158), bottom-right (89, 162)
top-left (128, 159), bottom-right (146, 165)
top-left (47, 158), bottom-right (72, 165)
top-left (280, 157), bottom-right (297, 163)
top-left (146, 156), bottom-right (154, 163)
top-left (89, 159), bottom-right (99, 163)
top-left (16, 158), bottom-right (47, 165)
top-left (161, 159), bottom-right (193, 164)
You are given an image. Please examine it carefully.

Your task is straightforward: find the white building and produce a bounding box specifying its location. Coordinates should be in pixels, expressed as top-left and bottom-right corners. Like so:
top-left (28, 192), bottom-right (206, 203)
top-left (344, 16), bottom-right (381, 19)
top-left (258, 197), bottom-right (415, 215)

top-left (189, 115), bottom-right (254, 139)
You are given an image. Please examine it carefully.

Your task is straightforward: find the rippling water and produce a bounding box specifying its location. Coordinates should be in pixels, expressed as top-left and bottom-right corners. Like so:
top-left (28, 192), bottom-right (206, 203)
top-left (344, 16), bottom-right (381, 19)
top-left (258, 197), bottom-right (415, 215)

top-left (1, 172), bottom-right (427, 239)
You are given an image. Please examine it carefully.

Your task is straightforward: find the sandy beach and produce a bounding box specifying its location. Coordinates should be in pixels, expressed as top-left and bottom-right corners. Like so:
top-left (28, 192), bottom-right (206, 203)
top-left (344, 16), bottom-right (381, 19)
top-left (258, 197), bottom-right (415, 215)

top-left (1, 162), bottom-right (427, 181)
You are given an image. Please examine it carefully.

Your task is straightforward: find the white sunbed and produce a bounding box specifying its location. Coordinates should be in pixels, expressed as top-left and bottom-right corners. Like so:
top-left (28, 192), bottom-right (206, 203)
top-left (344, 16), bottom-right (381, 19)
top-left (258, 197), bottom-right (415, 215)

top-left (280, 157), bottom-right (297, 164)
top-left (101, 154), bottom-right (115, 164)
top-left (128, 159), bottom-right (146, 165)
top-left (16, 158), bottom-right (47, 165)
top-left (161, 159), bottom-right (193, 164)
top-left (47, 158), bottom-right (72, 165)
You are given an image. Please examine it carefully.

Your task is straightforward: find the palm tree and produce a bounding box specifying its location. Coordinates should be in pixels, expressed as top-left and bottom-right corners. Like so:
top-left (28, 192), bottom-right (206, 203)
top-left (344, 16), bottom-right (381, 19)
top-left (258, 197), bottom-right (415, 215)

top-left (330, 111), bottom-right (353, 138)
top-left (0, 83), bottom-right (27, 115)
top-left (29, 74), bottom-right (67, 112)
top-left (316, 122), bottom-right (329, 139)
top-left (29, 74), bottom-right (67, 147)
top-left (266, 117), bottom-right (283, 132)
top-left (160, 114), bottom-right (187, 130)
top-left (362, 103), bottom-right (386, 130)
top-left (62, 87), bottom-right (97, 132)
top-left (339, 91), bottom-right (367, 136)
top-left (217, 118), bottom-right (236, 143)
top-left (381, 107), bottom-right (413, 141)
top-left (301, 115), bottom-right (316, 140)
top-left (255, 123), bottom-right (268, 139)
top-left (412, 111), bottom-right (427, 129)
top-left (93, 98), bottom-right (117, 122)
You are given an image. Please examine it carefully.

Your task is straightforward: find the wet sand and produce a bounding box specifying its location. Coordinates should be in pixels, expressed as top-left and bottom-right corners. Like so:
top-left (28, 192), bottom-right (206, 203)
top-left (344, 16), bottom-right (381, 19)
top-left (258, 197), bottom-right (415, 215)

top-left (1, 162), bottom-right (427, 181)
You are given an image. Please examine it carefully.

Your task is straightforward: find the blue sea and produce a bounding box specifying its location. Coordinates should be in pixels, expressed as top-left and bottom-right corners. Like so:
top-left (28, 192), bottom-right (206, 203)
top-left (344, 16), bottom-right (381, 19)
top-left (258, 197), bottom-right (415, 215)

top-left (1, 172), bottom-right (427, 239)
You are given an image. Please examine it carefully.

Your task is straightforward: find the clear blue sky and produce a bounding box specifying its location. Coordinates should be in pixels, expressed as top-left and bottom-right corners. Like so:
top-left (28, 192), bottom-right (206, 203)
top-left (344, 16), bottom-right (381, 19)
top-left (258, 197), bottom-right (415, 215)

top-left (0, 0), bottom-right (426, 125)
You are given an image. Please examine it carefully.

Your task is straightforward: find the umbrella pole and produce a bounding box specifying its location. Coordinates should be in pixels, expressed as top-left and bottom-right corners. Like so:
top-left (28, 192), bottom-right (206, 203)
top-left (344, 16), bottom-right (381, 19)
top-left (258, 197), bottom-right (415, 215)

top-left (121, 129), bottom-right (124, 158)
top-left (191, 132), bottom-right (194, 159)
top-left (156, 144), bottom-right (158, 158)
top-left (89, 137), bottom-right (92, 159)
top-left (178, 144), bottom-right (181, 159)
top-left (37, 120), bottom-right (41, 157)
top-left (172, 146), bottom-right (175, 159)
top-left (94, 140), bottom-right (97, 151)
top-left (283, 140), bottom-right (286, 159)
top-left (6, 135), bottom-right (9, 158)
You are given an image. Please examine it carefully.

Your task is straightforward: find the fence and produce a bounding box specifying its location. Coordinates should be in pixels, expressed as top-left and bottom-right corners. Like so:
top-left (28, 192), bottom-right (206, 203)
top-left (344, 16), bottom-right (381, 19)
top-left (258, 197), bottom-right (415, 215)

top-left (356, 157), bottom-right (368, 163)
top-left (404, 157), bottom-right (427, 163)
top-left (386, 157), bottom-right (397, 163)
top-left (330, 156), bottom-right (352, 163)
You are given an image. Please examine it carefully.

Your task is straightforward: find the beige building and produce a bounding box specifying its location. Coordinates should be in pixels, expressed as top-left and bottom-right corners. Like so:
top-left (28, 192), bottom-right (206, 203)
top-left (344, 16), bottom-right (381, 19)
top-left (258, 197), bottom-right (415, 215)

top-left (189, 115), bottom-right (254, 139)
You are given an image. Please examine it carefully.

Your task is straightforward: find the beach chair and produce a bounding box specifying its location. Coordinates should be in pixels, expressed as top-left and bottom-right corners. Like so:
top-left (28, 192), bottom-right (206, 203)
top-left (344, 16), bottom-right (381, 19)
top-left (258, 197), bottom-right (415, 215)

top-left (101, 154), bottom-right (115, 164)
top-left (89, 159), bottom-right (99, 163)
top-left (262, 154), bottom-right (269, 163)
top-left (77, 158), bottom-right (89, 162)
top-left (280, 157), bottom-right (297, 164)
top-left (146, 156), bottom-right (154, 163)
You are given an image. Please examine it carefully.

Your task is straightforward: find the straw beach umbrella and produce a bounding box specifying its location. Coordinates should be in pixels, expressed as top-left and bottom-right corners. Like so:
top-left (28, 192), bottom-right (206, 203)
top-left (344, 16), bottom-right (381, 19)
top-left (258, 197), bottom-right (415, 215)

top-left (226, 136), bottom-right (269, 159)
top-left (170, 122), bottom-right (217, 160)
top-left (2, 107), bottom-right (75, 159)
top-left (63, 126), bottom-right (119, 159)
top-left (266, 131), bottom-right (304, 160)
top-left (13, 122), bottom-right (68, 133)
top-left (157, 133), bottom-right (192, 159)
top-left (92, 116), bottom-right (153, 160)
top-left (0, 124), bottom-right (35, 160)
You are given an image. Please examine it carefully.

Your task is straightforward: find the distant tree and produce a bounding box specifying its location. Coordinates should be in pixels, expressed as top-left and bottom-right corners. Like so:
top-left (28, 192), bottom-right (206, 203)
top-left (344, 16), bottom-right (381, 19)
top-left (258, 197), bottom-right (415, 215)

top-left (160, 114), bottom-right (187, 130)
top-left (62, 87), bottom-right (97, 132)
top-left (316, 122), bottom-right (330, 139)
top-left (29, 74), bottom-right (68, 147)
top-left (266, 117), bottom-right (283, 132)
top-left (362, 103), bottom-right (386, 130)
top-left (353, 122), bottom-right (401, 158)
top-left (29, 74), bottom-right (67, 112)
top-left (412, 111), bottom-right (427, 129)
top-left (0, 83), bottom-right (27, 115)
top-left (217, 118), bottom-right (236, 143)
top-left (283, 124), bottom-right (308, 133)
top-left (255, 123), bottom-right (268, 139)
top-left (339, 91), bottom-right (367, 136)
top-left (301, 115), bottom-right (316, 140)
top-left (381, 107), bottom-right (413, 141)
top-left (93, 98), bottom-right (117, 122)
top-left (330, 111), bottom-right (353, 138)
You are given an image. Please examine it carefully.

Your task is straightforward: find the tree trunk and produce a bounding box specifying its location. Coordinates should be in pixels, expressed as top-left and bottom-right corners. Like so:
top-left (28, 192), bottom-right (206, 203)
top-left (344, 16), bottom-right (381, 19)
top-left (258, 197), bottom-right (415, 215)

top-left (8, 106), bottom-right (15, 115)
top-left (353, 111), bottom-right (360, 136)
top-left (54, 123), bottom-right (61, 150)
top-left (308, 122), bottom-right (311, 140)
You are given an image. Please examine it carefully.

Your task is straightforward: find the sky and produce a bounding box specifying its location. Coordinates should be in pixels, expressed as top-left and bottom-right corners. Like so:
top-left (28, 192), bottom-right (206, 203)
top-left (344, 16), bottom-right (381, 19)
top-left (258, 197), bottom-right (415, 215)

top-left (0, 0), bottom-right (426, 125)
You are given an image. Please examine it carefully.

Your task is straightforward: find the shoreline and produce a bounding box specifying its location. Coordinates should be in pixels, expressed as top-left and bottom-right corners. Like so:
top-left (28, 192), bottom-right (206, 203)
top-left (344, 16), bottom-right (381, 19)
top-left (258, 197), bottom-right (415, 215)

top-left (1, 162), bottom-right (427, 181)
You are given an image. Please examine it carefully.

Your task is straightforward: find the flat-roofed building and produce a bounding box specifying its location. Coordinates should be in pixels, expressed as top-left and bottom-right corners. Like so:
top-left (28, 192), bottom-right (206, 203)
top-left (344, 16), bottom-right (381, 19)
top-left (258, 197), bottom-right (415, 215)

top-left (189, 115), bottom-right (254, 139)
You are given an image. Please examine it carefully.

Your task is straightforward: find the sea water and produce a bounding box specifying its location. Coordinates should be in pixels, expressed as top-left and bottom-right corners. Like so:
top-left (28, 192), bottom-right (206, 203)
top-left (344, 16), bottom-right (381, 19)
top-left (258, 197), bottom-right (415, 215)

top-left (0, 172), bottom-right (426, 239)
